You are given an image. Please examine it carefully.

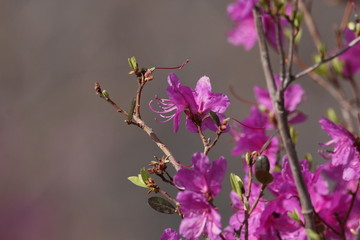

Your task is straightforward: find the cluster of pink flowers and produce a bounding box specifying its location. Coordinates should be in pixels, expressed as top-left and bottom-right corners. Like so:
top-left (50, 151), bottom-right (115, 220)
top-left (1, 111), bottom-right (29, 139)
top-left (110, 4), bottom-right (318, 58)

top-left (154, 72), bottom-right (359, 239)
top-left (148, 1), bottom-right (360, 239)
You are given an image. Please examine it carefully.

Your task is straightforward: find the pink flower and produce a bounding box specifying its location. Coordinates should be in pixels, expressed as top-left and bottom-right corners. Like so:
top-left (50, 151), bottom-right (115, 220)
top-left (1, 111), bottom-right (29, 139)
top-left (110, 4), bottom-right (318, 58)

top-left (161, 228), bottom-right (181, 240)
top-left (319, 117), bottom-right (360, 181)
top-left (174, 152), bottom-right (227, 199)
top-left (150, 73), bottom-right (230, 133)
top-left (231, 107), bottom-right (278, 170)
top-left (339, 28), bottom-right (360, 78)
top-left (177, 191), bottom-right (222, 240)
top-left (254, 77), bottom-right (307, 125)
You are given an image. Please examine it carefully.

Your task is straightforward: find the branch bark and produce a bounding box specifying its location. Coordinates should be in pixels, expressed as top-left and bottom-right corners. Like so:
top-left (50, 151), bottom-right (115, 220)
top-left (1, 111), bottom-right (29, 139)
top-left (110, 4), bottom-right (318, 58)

top-left (253, 7), bottom-right (316, 235)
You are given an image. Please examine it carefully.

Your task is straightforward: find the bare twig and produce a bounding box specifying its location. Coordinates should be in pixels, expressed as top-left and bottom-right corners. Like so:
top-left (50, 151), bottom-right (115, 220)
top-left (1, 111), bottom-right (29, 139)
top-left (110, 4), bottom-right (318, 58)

top-left (292, 35), bottom-right (360, 82)
top-left (253, 7), bottom-right (316, 235)
top-left (94, 82), bottom-right (181, 171)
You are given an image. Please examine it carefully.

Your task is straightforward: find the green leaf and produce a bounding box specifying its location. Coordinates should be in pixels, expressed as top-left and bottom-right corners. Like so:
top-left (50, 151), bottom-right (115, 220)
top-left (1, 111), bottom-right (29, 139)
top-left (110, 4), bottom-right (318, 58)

top-left (102, 90), bottom-right (109, 99)
top-left (289, 125), bottom-right (298, 143)
top-left (148, 196), bottom-right (176, 214)
top-left (230, 173), bottom-right (244, 196)
top-left (209, 111), bottom-right (221, 126)
top-left (287, 209), bottom-right (300, 222)
top-left (140, 168), bottom-right (150, 183)
top-left (127, 98), bottom-right (136, 122)
top-left (306, 229), bottom-right (320, 240)
top-left (128, 56), bottom-right (138, 70)
top-left (332, 58), bottom-right (344, 75)
top-left (326, 108), bottom-right (339, 124)
top-left (128, 176), bottom-right (148, 188)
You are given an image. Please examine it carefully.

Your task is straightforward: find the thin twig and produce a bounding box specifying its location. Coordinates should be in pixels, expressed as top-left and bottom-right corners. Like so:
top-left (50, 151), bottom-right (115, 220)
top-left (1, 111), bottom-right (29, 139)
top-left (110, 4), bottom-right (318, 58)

top-left (293, 55), bottom-right (358, 120)
top-left (253, 7), bottom-right (316, 235)
top-left (94, 82), bottom-right (181, 171)
top-left (292, 35), bottom-right (360, 82)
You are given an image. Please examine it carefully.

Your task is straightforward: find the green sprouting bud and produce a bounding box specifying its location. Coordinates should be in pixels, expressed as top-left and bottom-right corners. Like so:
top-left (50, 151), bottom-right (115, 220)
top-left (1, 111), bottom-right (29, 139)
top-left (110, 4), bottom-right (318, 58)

top-left (289, 125), bottom-right (298, 144)
top-left (293, 12), bottom-right (303, 28)
top-left (304, 153), bottom-right (313, 168)
top-left (318, 44), bottom-right (327, 58)
top-left (313, 54), bottom-right (329, 76)
top-left (288, 209), bottom-right (300, 222)
top-left (245, 152), bottom-right (251, 165)
top-left (127, 98), bottom-right (136, 122)
top-left (332, 57), bottom-right (344, 75)
top-left (230, 173), bottom-right (244, 197)
top-left (348, 22), bottom-right (356, 31)
top-left (102, 90), bottom-right (110, 99)
top-left (306, 229), bottom-right (321, 240)
top-left (326, 108), bottom-right (339, 124)
top-left (295, 29), bottom-right (303, 45)
top-left (128, 56), bottom-right (138, 70)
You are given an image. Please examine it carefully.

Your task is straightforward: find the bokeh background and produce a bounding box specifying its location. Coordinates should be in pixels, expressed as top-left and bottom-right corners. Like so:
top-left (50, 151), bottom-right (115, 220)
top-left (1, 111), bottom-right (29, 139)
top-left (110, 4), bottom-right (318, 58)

top-left (0, 1), bottom-right (354, 239)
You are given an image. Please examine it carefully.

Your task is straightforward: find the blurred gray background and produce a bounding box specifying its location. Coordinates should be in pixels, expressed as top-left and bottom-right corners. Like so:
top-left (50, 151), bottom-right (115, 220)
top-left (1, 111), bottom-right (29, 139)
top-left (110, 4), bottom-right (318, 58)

top-left (0, 1), bottom-right (352, 239)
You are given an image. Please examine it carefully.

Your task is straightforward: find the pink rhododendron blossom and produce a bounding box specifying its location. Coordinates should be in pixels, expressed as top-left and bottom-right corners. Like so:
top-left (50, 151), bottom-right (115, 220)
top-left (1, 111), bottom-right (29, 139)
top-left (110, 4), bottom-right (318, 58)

top-left (177, 191), bottom-right (222, 240)
top-left (174, 152), bottom-right (227, 199)
top-left (150, 73), bottom-right (230, 133)
top-left (227, 183), bottom-right (265, 239)
top-left (232, 107), bottom-right (278, 170)
top-left (256, 196), bottom-right (306, 240)
top-left (254, 76), bottom-right (307, 125)
top-left (319, 117), bottom-right (360, 181)
top-left (227, 0), bottom-right (289, 50)
top-left (174, 153), bottom-right (226, 239)
top-left (339, 28), bottom-right (360, 77)
top-left (161, 228), bottom-right (181, 240)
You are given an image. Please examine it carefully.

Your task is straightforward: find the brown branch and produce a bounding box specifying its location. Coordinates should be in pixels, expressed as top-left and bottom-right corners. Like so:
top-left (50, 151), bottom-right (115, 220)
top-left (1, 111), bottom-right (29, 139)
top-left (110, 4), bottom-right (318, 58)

top-left (94, 82), bottom-right (181, 171)
top-left (293, 55), bottom-right (358, 121)
top-left (292, 35), bottom-right (360, 82)
top-left (253, 7), bottom-right (316, 236)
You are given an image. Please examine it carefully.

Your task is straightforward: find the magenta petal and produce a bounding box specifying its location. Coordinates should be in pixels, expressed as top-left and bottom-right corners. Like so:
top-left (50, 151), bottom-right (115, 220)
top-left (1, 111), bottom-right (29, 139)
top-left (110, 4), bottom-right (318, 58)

top-left (284, 83), bottom-right (305, 112)
top-left (207, 157), bottom-right (227, 197)
top-left (161, 228), bottom-right (181, 240)
top-left (254, 86), bottom-right (273, 110)
top-left (174, 169), bottom-right (207, 193)
top-left (192, 152), bottom-right (211, 174)
top-left (228, 17), bottom-right (258, 50)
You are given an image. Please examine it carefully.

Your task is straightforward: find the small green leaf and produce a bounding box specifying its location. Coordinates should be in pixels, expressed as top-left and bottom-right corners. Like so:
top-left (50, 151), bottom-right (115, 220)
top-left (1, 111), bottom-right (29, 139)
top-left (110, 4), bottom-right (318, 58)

top-left (313, 54), bottom-right (328, 77)
top-left (304, 153), bottom-right (313, 168)
top-left (245, 152), bottom-right (251, 165)
top-left (209, 111), bottom-right (221, 126)
top-left (306, 229), bottom-right (320, 240)
top-left (332, 58), bottom-right (344, 75)
top-left (289, 125), bottom-right (298, 143)
top-left (127, 98), bottom-right (136, 122)
top-left (326, 108), bottom-right (339, 124)
top-left (230, 173), bottom-right (244, 196)
top-left (128, 176), bottom-right (148, 188)
top-left (348, 22), bottom-right (356, 31)
top-left (148, 196), bottom-right (176, 214)
top-left (102, 90), bottom-right (109, 99)
top-left (287, 209), bottom-right (300, 222)
top-left (140, 168), bottom-right (150, 183)
top-left (128, 56), bottom-right (138, 70)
